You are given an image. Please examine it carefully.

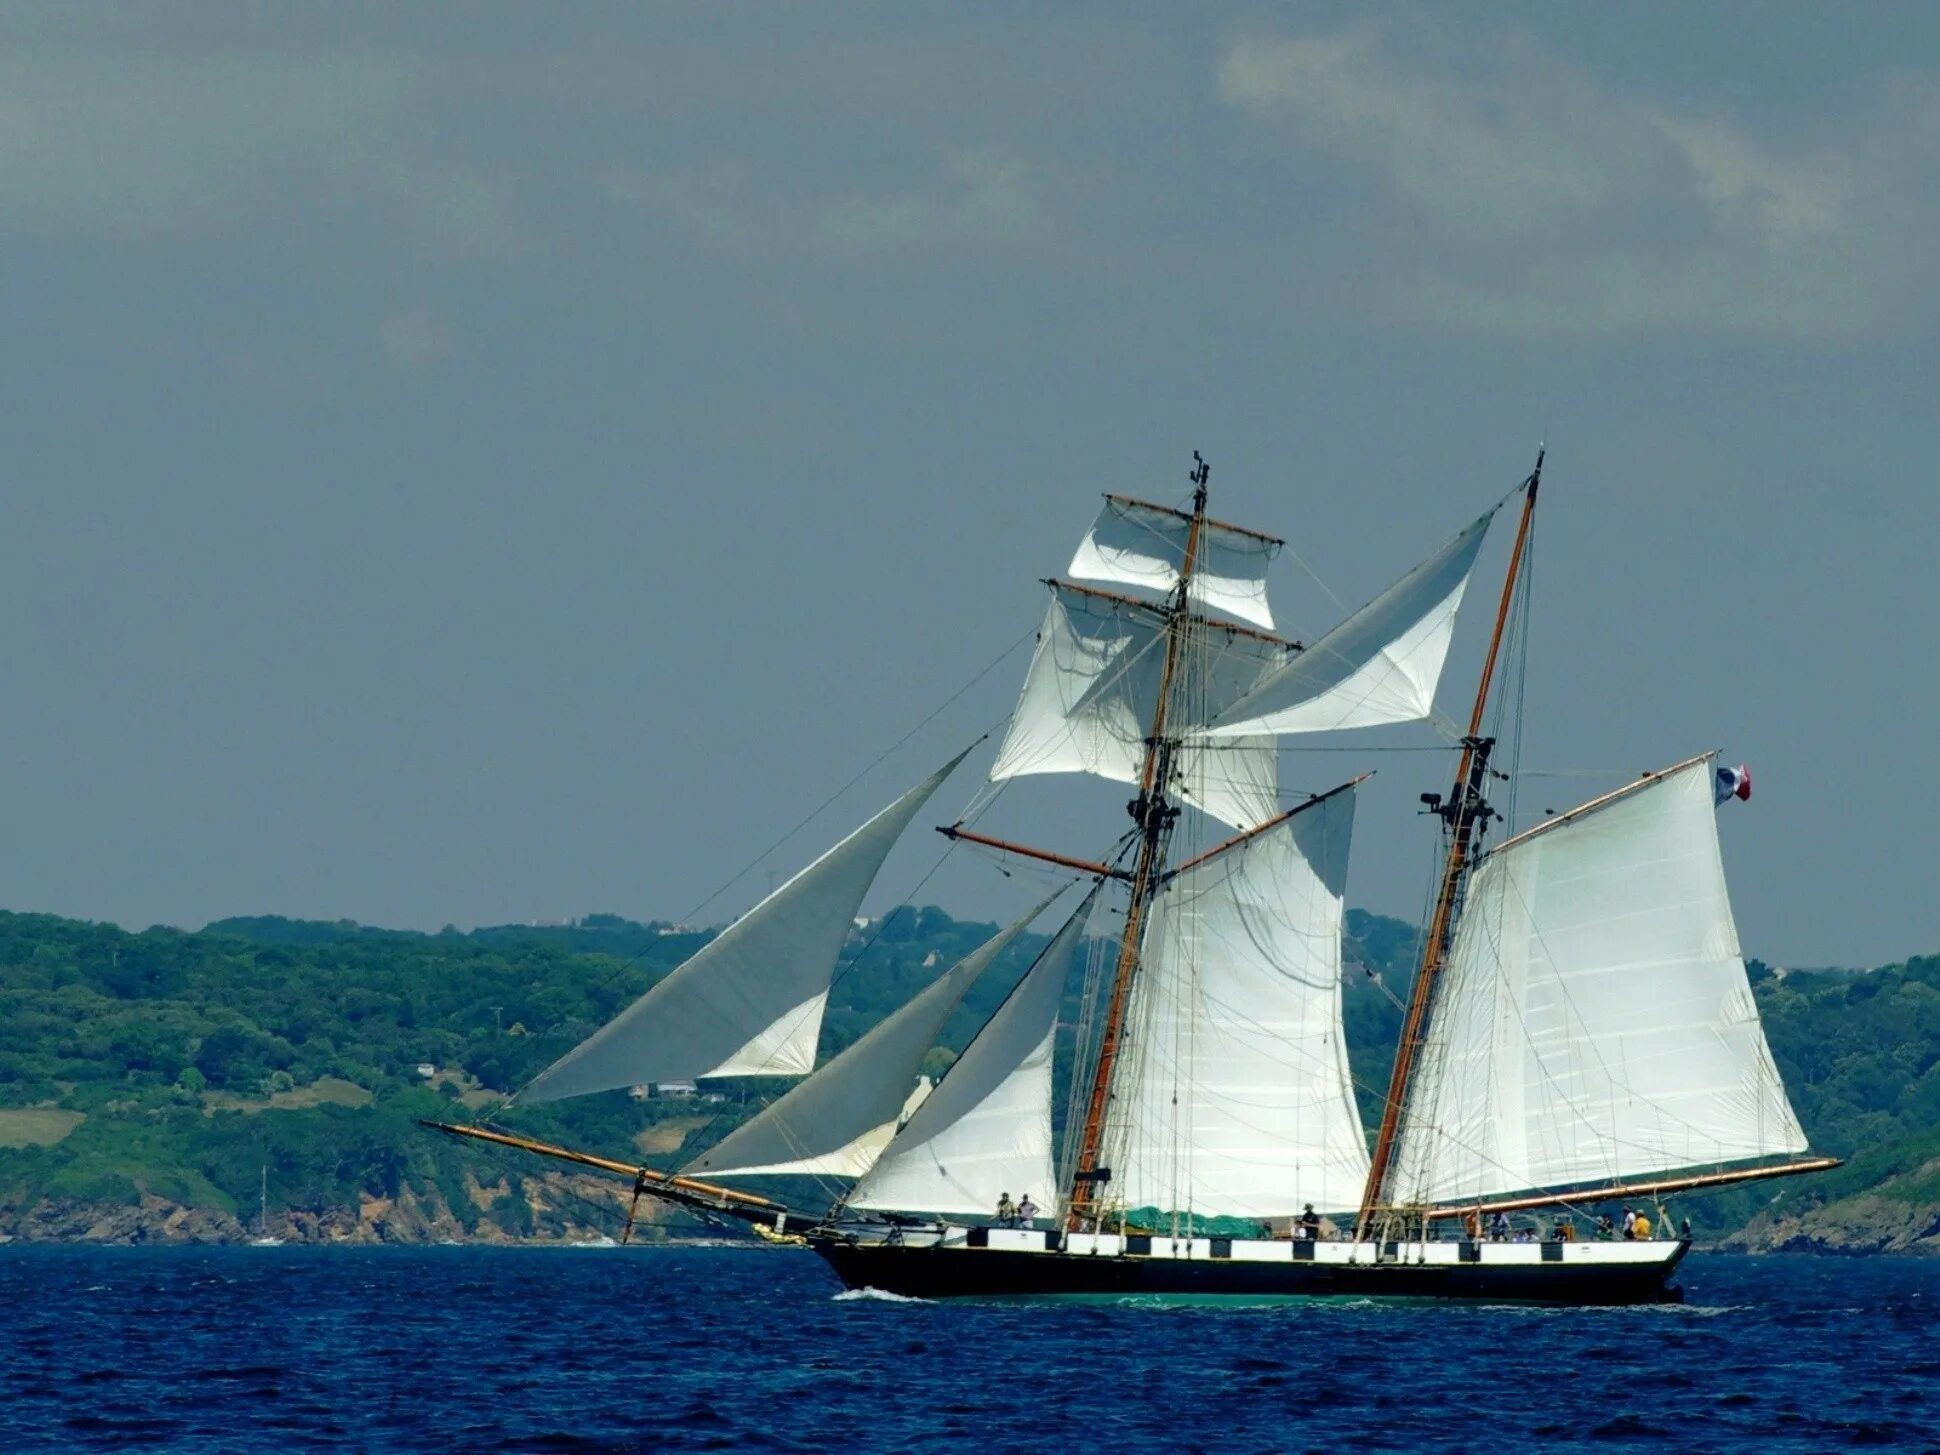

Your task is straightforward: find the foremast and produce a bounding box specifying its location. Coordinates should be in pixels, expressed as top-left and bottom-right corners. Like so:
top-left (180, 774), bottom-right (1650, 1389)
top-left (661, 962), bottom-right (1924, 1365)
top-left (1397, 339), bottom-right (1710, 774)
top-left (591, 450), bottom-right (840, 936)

top-left (1357, 452), bottom-right (1543, 1239)
top-left (1064, 453), bottom-right (1210, 1229)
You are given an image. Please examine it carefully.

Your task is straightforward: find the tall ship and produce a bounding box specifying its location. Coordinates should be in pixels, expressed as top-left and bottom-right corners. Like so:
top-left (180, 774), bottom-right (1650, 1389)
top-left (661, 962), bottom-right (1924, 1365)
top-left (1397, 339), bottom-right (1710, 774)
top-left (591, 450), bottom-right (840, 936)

top-left (430, 453), bottom-right (1835, 1302)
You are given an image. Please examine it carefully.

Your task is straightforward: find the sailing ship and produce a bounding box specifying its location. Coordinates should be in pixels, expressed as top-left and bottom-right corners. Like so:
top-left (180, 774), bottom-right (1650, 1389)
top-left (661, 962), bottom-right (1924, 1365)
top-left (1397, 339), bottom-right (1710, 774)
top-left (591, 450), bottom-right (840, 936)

top-left (248, 1165), bottom-right (284, 1247)
top-left (429, 452), bottom-right (1835, 1303)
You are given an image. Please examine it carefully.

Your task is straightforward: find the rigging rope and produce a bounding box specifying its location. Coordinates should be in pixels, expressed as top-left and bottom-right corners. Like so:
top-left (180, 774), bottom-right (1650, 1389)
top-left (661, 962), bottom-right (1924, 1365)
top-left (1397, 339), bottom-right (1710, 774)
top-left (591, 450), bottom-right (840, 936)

top-left (675, 626), bottom-right (1035, 928)
top-left (485, 630), bottom-right (1033, 1122)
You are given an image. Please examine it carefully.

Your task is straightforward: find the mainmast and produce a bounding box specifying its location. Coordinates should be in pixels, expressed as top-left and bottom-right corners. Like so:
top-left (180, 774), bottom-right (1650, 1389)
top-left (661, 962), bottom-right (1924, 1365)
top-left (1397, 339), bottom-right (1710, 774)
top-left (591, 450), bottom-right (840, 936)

top-left (1357, 451), bottom-right (1543, 1238)
top-left (1064, 451), bottom-right (1210, 1228)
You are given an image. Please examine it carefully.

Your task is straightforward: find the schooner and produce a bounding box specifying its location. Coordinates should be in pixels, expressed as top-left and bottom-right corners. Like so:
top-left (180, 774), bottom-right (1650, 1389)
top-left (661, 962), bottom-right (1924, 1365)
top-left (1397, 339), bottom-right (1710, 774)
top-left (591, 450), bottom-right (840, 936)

top-left (429, 453), bottom-right (1835, 1302)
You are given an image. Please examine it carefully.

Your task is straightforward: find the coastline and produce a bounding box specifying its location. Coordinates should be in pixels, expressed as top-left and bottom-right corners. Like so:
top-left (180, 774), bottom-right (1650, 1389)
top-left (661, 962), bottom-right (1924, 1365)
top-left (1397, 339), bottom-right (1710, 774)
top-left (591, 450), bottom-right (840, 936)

top-left (0, 1168), bottom-right (708, 1248)
top-left (5, 1190), bottom-right (1937, 1255)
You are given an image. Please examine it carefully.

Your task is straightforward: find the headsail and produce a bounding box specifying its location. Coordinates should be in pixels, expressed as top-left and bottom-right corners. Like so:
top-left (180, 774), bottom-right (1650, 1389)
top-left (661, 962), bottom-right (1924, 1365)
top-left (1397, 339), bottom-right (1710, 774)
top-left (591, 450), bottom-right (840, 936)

top-left (846, 881), bottom-right (1104, 1217)
top-left (988, 585), bottom-right (1291, 829)
top-left (516, 748), bottom-right (972, 1104)
top-left (1069, 494), bottom-right (1280, 629)
top-left (1386, 756), bottom-right (1808, 1206)
top-left (1104, 785), bottom-right (1370, 1219)
top-left (1200, 508), bottom-right (1495, 737)
top-left (681, 891), bottom-right (1062, 1180)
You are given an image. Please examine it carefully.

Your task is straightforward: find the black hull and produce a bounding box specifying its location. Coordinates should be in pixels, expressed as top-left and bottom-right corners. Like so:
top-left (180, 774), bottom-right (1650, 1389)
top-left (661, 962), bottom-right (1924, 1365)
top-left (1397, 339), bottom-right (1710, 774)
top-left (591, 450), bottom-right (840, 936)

top-left (811, 1238), bottom-right (1689, 1305)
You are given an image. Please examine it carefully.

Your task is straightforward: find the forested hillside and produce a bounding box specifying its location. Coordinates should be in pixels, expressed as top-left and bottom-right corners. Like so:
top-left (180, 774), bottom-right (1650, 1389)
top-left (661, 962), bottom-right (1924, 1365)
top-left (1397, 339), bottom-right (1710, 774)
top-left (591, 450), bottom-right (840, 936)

top-left (0, 903), bottom-right (1934, 1250)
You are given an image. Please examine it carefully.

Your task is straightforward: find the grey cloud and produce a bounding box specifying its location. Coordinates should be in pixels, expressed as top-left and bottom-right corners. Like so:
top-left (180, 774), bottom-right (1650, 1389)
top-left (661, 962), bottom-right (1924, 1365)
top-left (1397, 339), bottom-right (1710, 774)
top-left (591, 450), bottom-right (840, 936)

top-left (1217, 26), bottom-right (1940, 340)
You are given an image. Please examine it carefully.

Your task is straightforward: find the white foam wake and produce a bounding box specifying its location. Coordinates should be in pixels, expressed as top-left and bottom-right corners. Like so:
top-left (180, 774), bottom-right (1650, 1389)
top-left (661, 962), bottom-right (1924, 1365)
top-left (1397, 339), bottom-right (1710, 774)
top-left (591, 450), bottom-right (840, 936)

top-left (832, 1286), bottom-right (930, 1304)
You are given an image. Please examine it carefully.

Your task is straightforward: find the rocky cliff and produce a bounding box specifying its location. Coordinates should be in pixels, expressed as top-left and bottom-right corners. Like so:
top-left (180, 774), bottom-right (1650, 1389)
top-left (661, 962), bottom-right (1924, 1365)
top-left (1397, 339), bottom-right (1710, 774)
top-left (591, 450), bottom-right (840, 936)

top-left (1720, 1152), bottom-right (1940, 1256)
top-left (0, 1170), bottom-right (674, 1246)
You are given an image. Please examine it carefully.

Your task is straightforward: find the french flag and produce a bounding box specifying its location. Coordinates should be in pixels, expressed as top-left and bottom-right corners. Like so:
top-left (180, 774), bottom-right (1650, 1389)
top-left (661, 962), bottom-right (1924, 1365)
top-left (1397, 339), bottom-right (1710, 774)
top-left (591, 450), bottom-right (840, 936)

top-left (1714, 763), bottom-right (1752, 805)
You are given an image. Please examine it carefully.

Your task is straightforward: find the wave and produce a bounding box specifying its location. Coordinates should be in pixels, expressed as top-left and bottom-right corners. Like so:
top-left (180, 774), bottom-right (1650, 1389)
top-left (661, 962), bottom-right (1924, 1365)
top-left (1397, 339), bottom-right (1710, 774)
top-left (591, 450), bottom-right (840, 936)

top-left (832, 1286), bottom-right (931, 1304)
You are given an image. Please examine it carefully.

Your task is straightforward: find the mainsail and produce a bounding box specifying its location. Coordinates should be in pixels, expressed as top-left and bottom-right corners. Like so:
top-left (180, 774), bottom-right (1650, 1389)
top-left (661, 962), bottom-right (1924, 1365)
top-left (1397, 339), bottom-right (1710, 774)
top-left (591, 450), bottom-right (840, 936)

top-left (681, 892), bottom-right (1061, 1180)
top-left (1385, 755), bottom-right (1808, 1207)
top-left (846, 882), bottom-right (1103, 1217)
top-left (988, 585), bottom-right (1291, 829)
top-left (517, 748), bottom-right (971, 1104)
top-left (1200, 508), bottom-right (1496, 737)
top-left (1104, 785), bottom-right (1371, 1219)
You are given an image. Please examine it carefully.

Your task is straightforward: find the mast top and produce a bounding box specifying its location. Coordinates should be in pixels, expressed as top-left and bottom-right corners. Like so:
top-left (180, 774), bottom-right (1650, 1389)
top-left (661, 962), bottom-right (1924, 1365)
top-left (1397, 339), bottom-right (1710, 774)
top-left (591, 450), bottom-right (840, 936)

top-left (1190, 450), bottom-right (1210, 513)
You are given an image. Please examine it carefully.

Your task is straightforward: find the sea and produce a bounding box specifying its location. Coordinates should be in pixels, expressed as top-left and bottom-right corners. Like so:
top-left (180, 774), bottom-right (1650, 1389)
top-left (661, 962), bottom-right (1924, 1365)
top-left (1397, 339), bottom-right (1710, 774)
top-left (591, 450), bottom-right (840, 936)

top-left (1, 1245), bottom-right (1933, 1454)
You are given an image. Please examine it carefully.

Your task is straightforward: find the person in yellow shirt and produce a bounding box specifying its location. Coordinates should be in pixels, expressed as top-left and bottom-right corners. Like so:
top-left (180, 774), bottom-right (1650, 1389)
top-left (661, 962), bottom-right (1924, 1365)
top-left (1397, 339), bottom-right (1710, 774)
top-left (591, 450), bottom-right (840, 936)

top-left (1632, 1210), bottom-right (1653, 1240)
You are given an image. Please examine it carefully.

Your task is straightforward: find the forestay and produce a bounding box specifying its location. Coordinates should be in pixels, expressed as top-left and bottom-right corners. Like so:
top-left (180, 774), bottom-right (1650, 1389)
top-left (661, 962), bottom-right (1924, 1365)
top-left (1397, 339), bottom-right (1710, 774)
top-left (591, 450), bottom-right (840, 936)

top-left (1068, 495), bottom-right (1280, 630)
top-left (1104, 787), bottom-right (1370, 1219)
top-left (517, 748), bottom-right (971, 1104)
top-left (1386, 756), bottom-right (1808, 1206)
top-left (988, 586), bottom-right (1291, 830)
top-left (681, 893), bottom-right (1059, 1180)
top-left (846, 882), bottom-right (1104, 1218)
top-left (1200, 509), bottom-right (1495, 737)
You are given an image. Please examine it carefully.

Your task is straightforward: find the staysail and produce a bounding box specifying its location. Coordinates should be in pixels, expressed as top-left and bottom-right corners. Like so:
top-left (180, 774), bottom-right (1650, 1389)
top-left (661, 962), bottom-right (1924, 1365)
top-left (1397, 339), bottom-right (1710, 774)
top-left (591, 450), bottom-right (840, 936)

top-left (516, 748), bottom-right (971, 1104)
top-left (987, 585), bottom-right (1291, 829)
top-left (1200, 508), bottom-right (1496, 737)
top-left (1385, 755), bottom-right (1808, 1206)
top-left (1069, 494), bottom-right (1280, 629)
top-left (1104, 785), bottom-right (1370, 1219)
top-left (846, 881), bottom-right (1104, 1217)
top-left (681, 892), bottom-right (1062, 1180)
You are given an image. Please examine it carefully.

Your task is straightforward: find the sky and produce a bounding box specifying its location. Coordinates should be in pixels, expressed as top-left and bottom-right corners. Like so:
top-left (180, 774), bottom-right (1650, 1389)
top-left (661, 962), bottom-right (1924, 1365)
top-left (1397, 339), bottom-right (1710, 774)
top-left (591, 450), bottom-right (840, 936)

top-left (0, 2), bottom-right (1935, 967)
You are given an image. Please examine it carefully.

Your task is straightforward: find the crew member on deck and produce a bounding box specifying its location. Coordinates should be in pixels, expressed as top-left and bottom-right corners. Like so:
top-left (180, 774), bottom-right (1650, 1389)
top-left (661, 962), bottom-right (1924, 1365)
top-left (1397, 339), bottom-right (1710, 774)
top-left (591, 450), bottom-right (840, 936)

top-left (1300, 1203), bottom-right (1321, 1241)
top-left (1016, 1194), bottom-right (1039, 1225)
top-left (996, 1192), bottom-right (1016, 1227)
top-left (1621, 1206), bottom-right (1637, 1239)
top-left (1488, 1211), bottom-right (1510, 1242)
top-left (1632, 1209), bottom-right (1653, 1240)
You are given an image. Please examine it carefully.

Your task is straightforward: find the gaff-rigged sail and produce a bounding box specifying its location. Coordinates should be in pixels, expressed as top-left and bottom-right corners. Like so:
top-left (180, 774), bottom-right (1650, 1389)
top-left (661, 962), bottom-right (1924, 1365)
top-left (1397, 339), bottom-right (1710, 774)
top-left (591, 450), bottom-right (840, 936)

top-left (845, 881), bottom-right (1104, 1218)
top-left (516, 748), bottom-right (972, 1105)
top-left (1386, 756), bottom-right (1808, 1207)
top-left (680, 890), bottom-right (1063, 1180)
top-left (1069, 495), bottom-right (1280, 629)
top-left (1104, 785), bottom-right (1370, 1219)
top-left (988, 586), bottom-right (1290, 829)
top-left (1199, 508), bottom-right (1496, 737)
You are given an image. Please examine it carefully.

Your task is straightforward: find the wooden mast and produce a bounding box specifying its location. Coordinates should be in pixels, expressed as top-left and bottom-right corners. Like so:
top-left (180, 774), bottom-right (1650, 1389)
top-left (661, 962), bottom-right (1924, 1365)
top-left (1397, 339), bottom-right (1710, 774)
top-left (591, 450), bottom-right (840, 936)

top-left (1064, 452), bottom-right (1211, 1228)
top-left (1356, 452), bottom-right (1543, 1238)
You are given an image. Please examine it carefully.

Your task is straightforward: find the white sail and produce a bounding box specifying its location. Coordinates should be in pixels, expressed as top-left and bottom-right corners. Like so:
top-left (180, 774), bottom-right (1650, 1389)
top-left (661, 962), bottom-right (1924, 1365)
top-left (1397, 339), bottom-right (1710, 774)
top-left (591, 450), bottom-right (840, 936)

top-left (1069, 495), bottom-right (1280, 629)
top-left (988, 586), bottom-right (1290, 829)
top-left (1105, 787), bottom-right (1370, 1219)
top-left (847, 883), bottom-right (1103, 1217)
top-left (1199, 509), bottom-right (1495, 737)
top-left (681, 894), bottom-right (1058, 1180)
top-left (1387, 756), bottom-right (1808, 1206)
top-left (517, 749), bottom-right (971, 1104)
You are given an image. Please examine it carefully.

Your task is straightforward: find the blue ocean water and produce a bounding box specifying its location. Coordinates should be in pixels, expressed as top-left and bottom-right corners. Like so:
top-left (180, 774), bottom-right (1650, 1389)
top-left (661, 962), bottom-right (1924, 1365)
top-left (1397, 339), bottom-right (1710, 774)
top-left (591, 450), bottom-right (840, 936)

top-left (1, 1245), bottom-right (1934, 1454)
